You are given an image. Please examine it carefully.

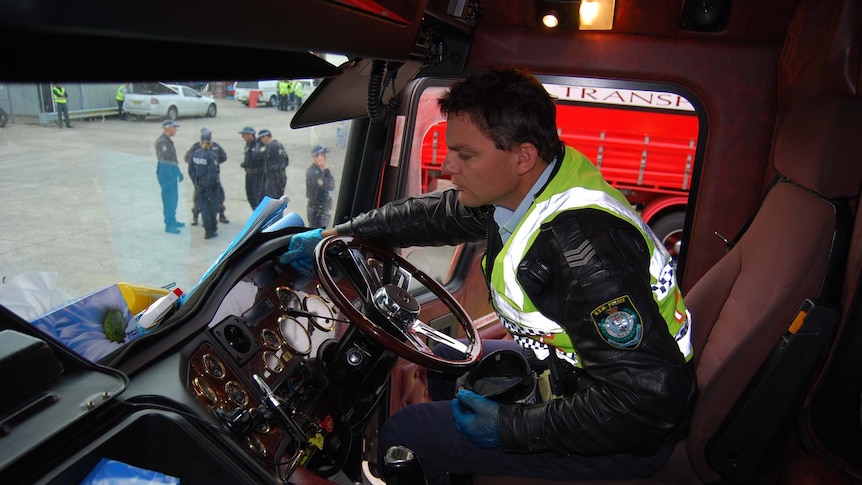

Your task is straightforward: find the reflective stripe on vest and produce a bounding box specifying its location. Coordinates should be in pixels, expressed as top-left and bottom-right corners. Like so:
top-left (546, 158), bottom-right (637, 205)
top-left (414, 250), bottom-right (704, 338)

top-left (487, 146), bottom-right (693, 366)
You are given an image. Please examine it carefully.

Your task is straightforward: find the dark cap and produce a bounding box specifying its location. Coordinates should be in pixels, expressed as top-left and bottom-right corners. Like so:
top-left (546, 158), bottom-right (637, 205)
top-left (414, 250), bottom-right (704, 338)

top-left (257, 129), bottom-right (272, 138)
top-left (162, 119), bottom-right (180, 129)
top-left (238, 126), bottom-right (255, 135)
top-left (311, 145), bottom-right (330, 156)
top-left (200, 127), bottom-right (212, 140)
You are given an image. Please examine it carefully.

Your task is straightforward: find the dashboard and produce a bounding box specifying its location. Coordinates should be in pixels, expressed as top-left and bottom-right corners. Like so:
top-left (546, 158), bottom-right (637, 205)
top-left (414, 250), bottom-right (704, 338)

top-left (179, 256), bottom-right (382, 480)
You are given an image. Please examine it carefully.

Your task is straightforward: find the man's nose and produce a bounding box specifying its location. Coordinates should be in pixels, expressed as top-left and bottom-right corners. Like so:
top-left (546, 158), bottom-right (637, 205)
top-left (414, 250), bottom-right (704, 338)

top-left (441, 153), bottom-right (459, 175)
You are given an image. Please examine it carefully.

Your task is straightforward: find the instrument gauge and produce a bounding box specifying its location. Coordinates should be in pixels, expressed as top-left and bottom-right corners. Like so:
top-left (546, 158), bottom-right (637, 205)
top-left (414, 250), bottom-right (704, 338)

top-left (225, 380), bottom-right (248, 406)
top-left (275, 286), bottom-right (301, 311)
top-left (202, 353), bottom-right (225, 379)
top-left (192, 377), bottom-right (218, 405)
top-left (304, 294), bottom-right (335, 331)
top-left (277, 315), bottom-right (312, 355)
top-left (246, 434), bottom-right (267, 457)
top-left (261, 328), bottom-right (281, 350)
top-left (262, 350), bottom-right (285, 373)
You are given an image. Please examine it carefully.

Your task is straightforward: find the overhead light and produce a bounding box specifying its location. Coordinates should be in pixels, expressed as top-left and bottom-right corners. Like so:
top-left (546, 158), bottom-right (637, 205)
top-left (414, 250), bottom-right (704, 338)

top-left (537, 0), bottom-right (579, 29)
top-left (579, 0), bottom-right (614, 30)
top-left (537, 0), bottom-right (614, 30)
top-left (542, 12), bottom-right (561, 28)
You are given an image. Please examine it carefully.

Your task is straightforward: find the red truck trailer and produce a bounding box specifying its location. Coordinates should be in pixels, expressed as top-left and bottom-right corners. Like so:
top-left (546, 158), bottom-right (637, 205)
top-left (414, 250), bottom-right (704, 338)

top-left (420, 85), bottom-right (699, 263)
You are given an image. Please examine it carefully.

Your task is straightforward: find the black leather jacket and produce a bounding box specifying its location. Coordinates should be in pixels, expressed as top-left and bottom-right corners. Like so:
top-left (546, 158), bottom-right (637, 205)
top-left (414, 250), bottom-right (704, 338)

top-left (334, 188), bottom-right (696, 456)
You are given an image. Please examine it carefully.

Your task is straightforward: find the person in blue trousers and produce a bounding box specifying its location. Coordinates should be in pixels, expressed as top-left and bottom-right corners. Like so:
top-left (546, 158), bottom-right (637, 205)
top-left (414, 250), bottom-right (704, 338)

top-left (155, 119), bottom-right (186, 234)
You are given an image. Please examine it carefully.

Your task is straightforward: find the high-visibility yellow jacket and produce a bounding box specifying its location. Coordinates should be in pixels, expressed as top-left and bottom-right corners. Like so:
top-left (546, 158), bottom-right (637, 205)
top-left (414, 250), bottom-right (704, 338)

top-left (52, 86), bottom-right (68, 104)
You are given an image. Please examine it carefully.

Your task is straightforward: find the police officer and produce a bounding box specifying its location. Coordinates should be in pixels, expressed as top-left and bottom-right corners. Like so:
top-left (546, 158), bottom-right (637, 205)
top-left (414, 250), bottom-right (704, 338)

top-left (306, 145), bottom-right (336, 228)
top-left (287, 80), bottom-right (296, 110)
top-left (116, 83), bottom-right (129, 120)
top-left (52, 82), bottom-right (71, 128)
top-left (278, 80), bottom-right (290, 111)
top-left (155, 119), bottom-right (184, 233)
top-left (293, 81), bottom-right (304, 110)
top-left (239, 126), bottom-right (266, 209)
top-left (188, 130), bottom-right (221, 239)
top-left (185, 127), bottom-right (229, 225)
top-left (279, 69), bottom-right (696, 485)
top-left (257, 129), bottom-right (288, 201)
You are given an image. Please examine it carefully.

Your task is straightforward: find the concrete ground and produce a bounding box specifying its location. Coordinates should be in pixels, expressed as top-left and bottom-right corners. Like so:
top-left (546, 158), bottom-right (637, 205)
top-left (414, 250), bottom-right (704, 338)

top-left (0, 98), bottom-right (348, 309)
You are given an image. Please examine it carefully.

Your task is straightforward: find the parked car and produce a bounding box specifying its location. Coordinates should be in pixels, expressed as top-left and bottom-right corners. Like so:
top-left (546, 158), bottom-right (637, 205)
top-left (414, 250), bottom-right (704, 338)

top-left (125, 82), bottom-right (217, 120)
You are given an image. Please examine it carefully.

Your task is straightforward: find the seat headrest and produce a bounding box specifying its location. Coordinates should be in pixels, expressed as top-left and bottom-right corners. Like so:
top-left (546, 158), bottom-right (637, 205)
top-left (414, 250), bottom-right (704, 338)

top-left (774, 95), bottom-right (862, 199)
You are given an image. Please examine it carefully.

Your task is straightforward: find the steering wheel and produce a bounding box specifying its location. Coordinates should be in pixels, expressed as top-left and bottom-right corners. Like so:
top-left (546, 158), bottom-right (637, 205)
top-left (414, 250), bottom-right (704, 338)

top-left (314, 235), bottom-right (482, 373)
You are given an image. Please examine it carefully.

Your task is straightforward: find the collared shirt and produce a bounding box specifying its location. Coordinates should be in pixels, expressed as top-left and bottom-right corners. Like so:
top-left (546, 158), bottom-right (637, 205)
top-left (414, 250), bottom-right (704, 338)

top-left (493, 157), bottom-right (557, 244)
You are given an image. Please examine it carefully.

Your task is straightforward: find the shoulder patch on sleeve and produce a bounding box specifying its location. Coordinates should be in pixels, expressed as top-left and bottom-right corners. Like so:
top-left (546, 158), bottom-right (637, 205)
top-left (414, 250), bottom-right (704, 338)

top-left (590, 295), bottom-right (643, 349)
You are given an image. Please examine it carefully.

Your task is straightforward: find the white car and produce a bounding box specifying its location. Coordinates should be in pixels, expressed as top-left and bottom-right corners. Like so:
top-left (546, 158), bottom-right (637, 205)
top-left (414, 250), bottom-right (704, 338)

top-left (124, 82), bottom-right (218, 120)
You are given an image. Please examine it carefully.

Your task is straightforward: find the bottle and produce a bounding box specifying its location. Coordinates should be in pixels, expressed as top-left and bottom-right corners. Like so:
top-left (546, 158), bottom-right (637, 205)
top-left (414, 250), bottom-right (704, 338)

top-left (135, 287), bottom-right (183, 334)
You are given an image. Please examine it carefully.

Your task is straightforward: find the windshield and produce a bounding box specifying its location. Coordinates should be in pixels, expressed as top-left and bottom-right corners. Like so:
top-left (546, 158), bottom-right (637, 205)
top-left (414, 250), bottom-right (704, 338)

top-left (0, 77), bottom-right (348, 325)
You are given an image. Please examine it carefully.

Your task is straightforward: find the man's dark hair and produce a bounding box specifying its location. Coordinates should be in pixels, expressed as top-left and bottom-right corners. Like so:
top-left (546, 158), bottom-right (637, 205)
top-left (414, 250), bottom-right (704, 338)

top-left (438, 68), bottom-right (562, 163)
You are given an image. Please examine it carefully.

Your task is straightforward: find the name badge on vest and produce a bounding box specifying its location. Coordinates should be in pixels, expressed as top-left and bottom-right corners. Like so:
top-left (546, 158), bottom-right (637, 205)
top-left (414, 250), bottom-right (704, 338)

top-left (590, 295), bottom-right (643, 349)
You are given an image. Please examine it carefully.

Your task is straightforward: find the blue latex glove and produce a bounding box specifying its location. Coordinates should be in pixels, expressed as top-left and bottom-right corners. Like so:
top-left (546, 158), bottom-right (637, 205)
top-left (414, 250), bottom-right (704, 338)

top-left (177, 172), bottom-right (184, 182)
top-left (278, 228), bottom-right (323, 275)
top-left (451, 388), bottom-right (501, 448)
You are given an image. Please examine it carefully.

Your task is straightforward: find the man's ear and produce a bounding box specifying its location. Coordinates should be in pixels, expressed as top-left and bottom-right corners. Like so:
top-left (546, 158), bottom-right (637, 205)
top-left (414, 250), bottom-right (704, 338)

top-left (514, 142), bottom-right (540, 176)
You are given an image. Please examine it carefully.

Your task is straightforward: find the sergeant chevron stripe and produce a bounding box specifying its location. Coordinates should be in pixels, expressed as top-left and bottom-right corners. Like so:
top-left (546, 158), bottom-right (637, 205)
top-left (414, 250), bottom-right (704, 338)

top-left (564, 240), bottom-right (595, 268)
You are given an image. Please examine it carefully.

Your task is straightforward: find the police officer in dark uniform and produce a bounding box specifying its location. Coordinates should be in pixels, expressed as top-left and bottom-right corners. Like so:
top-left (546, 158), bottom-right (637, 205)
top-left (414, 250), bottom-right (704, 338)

top-left (188, 130), bottom-right (221, 239)
top-left (306, 145), bottom-right (336, 227)
top-left (258, 129), bottom-right (289, 201)
top-left (185, 127), bottom-right (229, 225)
top-left (239, 126), bottom-right (266, 209)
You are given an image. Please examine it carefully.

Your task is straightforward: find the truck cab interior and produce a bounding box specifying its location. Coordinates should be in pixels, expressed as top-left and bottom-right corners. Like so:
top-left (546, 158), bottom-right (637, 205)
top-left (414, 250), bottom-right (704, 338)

top-left (2, 0), bottom-right (862, 484)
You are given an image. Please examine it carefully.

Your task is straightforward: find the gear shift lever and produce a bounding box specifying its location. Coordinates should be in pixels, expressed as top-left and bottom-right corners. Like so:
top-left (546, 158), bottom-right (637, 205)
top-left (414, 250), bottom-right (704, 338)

top-left (382, 445), bottom-right (427, 485)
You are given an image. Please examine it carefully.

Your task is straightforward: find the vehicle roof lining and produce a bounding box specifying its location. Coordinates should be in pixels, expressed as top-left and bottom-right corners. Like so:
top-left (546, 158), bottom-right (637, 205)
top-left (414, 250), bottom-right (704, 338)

top-left (0, 0), bottom-right (429, 82)
top-left (0, 28), bottom-right (344, 83)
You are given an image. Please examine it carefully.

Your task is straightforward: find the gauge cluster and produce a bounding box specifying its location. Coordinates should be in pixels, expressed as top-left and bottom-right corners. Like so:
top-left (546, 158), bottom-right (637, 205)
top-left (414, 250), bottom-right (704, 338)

top-left (181, 260), bottom-right (355, 478)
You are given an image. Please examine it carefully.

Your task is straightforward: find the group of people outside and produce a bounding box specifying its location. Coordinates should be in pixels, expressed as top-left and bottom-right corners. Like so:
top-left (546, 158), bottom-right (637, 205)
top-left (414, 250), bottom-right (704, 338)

top-left (276, 80), bottom-right (304, 111)
top-left (238, 126), bottom-right (289, 209)
top-left (155, 121), bottom-right (336, 238)
top-left (154, 121), bottom-right (235, 239)
top-left (239, 126), bottom-right (335, 227)
top-left (52, 82), bottom-right (130, 126)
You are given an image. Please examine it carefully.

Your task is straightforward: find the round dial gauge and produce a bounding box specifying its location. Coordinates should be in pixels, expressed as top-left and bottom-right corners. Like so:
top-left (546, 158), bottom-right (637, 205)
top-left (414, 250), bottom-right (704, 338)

top-left (202, 353), bottom-right (225, 379)
top-left (192, 377), bottom-right (218, 405)
top-left (261, 328), bottom-right (281, 350)
top-left (262, 350), bottom-right (285, 373)
top-left (246, 434), bottom-right (267, 457)
top-left (277, 315), bottom-right (312, 355)
top-left (225, 380), bottom-right (248, 406)
top-left (304, 294), bottom-right (335, 331)
top-left (275, 286), bottom-right (301, 311)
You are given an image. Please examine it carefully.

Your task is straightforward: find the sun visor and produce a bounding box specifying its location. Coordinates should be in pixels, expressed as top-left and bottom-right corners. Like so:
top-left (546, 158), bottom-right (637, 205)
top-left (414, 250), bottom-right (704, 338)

top-left (291, 59), bottom-right (426, 128)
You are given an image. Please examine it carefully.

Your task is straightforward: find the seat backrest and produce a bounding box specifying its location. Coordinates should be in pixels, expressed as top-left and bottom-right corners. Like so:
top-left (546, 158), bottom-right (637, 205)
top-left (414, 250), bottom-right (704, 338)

top-left (776, 0), bottom-right (862, 123)
top-left (683, 94), bottom-right (862, 482)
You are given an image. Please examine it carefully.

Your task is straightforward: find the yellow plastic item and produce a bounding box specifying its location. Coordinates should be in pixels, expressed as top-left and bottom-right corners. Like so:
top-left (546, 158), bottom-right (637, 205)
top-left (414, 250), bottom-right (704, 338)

top-left (118, 282), bottom-right (170, 315)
